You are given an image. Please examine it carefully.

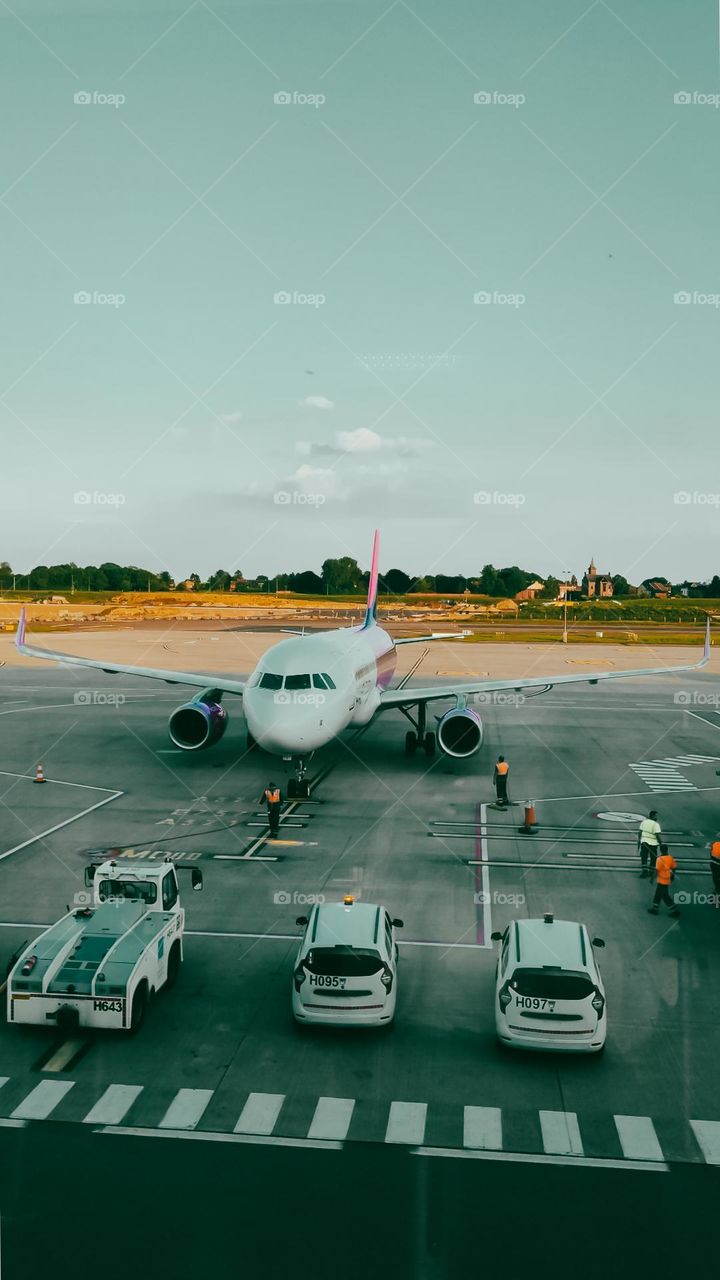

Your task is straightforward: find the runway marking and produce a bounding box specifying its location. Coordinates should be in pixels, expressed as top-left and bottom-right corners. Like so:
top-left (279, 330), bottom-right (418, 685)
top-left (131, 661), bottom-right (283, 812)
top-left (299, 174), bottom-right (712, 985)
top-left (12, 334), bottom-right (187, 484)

top-left (0, 769), bottom-right (120, 794)
top-left (11, 1080), bottom-right (74, 1121)
top-left (234, 1092), bottom-right (285, 1136)
top-left (99, 1127), bottom-right (342, 1151)
top-left (540, 1110), bottom-right (584, 1157)
top-left (0, 1079), bottom-right (8, 1093)
top-left (83, 1085), bottom-right (143, 1126)
top-left (434, 832), bottom-right (698, 847)
top-left (473, 802), bottom-right (492, 947)
top-left (689, 1120), bottom-right (720, 1165)
top-left (614, 1115), bottom-right (664, 1162)
top-left (0, 788), bottom-right (124, 863)
top-left (684, 710), bottom-right (720, 732)
top-left (463, 1105), bottom-right (502, 1150)
top-left (159, 1088), bottom-right (214, 1131)
top-left (410, 1147), bottom-right (668, 1172)
top-left (385, 1101), bottom-right (427, 1145)
top-left (307, 1097), bottom-right (355, 1141)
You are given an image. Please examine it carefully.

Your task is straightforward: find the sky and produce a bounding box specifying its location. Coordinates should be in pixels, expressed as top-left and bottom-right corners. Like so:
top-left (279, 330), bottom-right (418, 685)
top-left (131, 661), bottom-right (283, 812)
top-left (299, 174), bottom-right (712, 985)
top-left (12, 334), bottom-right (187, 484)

top-left (1, 0), bottom-right (719, 584)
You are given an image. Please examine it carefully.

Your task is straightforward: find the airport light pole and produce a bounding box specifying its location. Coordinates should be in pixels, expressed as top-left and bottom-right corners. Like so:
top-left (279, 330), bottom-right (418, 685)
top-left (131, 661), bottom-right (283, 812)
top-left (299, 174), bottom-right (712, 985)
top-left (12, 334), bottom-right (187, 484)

top-left (562, 571), bottom-right (571, 644)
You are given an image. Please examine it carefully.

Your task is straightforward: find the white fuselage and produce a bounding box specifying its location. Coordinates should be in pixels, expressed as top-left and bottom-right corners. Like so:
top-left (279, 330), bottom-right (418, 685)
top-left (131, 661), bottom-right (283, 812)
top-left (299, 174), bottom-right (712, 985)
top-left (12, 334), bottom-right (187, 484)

top-left (242, 625), bottom-right (396, 757)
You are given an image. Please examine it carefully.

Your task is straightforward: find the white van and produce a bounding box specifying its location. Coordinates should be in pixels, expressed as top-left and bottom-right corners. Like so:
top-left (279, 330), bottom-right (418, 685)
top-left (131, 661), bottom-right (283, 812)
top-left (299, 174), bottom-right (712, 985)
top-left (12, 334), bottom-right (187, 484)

top-left (491, 914), bottom-right (607, 1054)
top-left (292, 897), bottom-right (403, 1027)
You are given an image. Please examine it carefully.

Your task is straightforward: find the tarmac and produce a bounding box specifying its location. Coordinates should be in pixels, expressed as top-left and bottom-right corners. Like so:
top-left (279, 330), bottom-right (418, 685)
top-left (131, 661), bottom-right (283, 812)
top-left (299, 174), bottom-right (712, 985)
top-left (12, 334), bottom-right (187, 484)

top-left (1, 628), bottom-right (719, 1169)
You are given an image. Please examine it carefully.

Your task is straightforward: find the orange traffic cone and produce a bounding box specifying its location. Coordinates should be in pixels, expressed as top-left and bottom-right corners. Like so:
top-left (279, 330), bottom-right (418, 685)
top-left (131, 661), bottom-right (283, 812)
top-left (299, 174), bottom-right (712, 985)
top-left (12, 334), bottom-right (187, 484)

top-left (34, 764), bottom-right (46, 784)
top-left (518, 799), bottom-right (537, 835)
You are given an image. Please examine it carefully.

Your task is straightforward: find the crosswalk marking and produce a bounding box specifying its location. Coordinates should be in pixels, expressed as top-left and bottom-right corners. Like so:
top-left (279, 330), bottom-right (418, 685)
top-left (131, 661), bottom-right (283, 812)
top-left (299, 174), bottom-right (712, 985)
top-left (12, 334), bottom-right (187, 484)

top-left (0, 1078), bottom-right (8, 1092)
top-left (11, 1080), bottom-right (74, 1121)
top-left (83, 1085), bottom-right (143, 1126)
top-left (689, 1120), bottom-right (720, 1165)
top-left (159, 1089), bottom-right (214, 1131)
top-left (540, 1110), bottom-right (584, 1156)
top-left (385, 1101), bottom-right (427, 1145)
top-left (307, 1097), bottom-right (355, 1141)
top-left (614, 1114), bottom-right (664, 1162)
top-left (234, 1092), bottom-right (285, 1136)
top-left (463, 1106), bottom-right (502, 1150)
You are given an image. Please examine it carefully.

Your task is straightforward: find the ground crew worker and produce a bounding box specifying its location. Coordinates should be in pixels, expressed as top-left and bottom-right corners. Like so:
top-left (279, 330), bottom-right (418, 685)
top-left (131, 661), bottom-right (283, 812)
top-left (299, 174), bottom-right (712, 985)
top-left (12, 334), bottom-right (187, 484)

top-left (493, 756), bottom-right (510, 806)
top-left (637, 809), bottom-right (662, 878)
top-left (648, 843), bottom-right (680, 917)
top-left (710, 832), bottom-right (720, 906)
top-left (260, 782), bottom-right (282, 839)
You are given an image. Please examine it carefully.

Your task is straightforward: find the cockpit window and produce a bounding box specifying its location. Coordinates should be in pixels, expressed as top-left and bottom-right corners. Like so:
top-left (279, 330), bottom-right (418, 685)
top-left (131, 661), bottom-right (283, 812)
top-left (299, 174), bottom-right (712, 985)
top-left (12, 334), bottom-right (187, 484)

top-left (259, 673), bottom-right (283, 690)
top-left (321, 673), bottom-right (336, 689)
top-left (312, 674), bottom-right (327, 689)
top-left (285, 674), bottom-right (311, 690)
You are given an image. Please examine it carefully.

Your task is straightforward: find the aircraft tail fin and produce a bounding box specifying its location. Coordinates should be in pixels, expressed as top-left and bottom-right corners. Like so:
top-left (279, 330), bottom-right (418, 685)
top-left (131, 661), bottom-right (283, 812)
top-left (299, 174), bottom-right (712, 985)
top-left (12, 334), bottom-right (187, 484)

top-left (362, 530), bottom-right (380, 629)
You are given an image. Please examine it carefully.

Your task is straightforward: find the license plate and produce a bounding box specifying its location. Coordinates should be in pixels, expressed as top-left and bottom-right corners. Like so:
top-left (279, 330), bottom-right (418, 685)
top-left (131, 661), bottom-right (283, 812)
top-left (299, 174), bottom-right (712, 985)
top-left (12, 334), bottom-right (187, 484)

top-left (92, 998), bottom-right (124, 1013)
top-left (312, 975), bottom-right (347, 989)
top-left (516, 995), bottom-right (556, 1012)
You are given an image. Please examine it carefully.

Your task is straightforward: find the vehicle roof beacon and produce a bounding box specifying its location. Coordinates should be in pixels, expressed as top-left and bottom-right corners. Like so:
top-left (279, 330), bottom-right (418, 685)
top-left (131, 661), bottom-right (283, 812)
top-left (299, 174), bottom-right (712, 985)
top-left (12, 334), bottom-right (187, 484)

top-left (543, 912), bottom-right (554, 925)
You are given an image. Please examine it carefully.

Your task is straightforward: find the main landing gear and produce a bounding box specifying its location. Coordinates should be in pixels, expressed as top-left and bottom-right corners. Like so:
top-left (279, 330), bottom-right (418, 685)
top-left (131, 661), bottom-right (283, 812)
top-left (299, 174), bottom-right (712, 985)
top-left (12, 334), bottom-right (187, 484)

top-left (400, 704), bottom-right (435, 758)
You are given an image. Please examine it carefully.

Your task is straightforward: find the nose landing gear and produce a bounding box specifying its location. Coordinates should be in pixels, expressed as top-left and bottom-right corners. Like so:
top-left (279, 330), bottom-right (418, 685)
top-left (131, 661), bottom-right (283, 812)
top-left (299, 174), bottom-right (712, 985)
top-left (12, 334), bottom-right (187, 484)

top-left (287, 756), bottom-right (311, 799)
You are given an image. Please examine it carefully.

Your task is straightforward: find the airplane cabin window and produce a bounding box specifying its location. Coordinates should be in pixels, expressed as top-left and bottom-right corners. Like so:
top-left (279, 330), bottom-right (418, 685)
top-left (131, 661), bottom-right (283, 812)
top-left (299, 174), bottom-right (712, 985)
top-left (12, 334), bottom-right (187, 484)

top-left (285, 674), bottom-right (311, 690)
top-left (259, 673), bottom-right (283, 690)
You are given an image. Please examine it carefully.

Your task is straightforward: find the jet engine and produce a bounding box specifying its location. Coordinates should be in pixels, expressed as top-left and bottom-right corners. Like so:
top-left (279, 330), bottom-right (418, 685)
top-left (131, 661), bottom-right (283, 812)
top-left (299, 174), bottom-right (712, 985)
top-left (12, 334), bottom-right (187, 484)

top-left (168, 690), bottom-right (227, 750)
top-left (437, 706), bottom-right (483, 758)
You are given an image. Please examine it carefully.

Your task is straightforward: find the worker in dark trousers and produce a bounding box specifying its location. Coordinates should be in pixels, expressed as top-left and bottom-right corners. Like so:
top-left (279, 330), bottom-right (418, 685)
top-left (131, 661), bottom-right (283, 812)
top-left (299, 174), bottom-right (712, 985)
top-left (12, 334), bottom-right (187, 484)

top-left (637, 810), bottom-right (662, 878)
top-left (648, 844), bottom-right (680, 918)
top-left (493, 756), bottom-right (510, 807)
top-left (710, 832), bottom-right (720, 907)
top-left (260, 782), bottom-right (282, 839)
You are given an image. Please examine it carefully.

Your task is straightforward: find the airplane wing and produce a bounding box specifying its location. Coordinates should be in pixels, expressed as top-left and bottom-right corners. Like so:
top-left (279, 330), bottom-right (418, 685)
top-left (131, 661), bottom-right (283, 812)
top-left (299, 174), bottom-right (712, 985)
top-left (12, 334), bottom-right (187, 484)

top-left (394, 632), bottom-right (470, 645)
top-left (14, 609), bottom-right (246, 695)
top-left (380, 618), bottom-right (711, 707)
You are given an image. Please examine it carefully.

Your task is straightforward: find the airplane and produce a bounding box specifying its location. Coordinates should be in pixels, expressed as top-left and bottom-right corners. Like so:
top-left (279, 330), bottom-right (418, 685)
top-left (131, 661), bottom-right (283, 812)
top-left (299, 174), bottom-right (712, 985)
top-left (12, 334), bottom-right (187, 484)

top-left (14, 532), bottom-right (711, 796)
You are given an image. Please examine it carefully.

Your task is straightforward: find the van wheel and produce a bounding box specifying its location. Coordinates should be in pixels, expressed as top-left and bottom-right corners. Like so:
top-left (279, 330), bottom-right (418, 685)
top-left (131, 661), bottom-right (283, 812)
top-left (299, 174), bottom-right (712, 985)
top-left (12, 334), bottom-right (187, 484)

top-left (129, 984), bottom-right (148, 1034)
top-left (165, 943), bottom-right (181, 990)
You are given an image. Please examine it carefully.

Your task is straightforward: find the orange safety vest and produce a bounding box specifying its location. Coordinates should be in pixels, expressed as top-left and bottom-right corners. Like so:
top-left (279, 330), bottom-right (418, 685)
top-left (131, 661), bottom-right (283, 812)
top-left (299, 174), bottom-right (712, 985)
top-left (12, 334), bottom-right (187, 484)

top-left (711, 840), bottom-right (720, 860)
top-left (656, 853), bottom-right (676, 885)
top-left (265, 789), bottom-right (281, 805)
top-left (495, 762), bottom-right (509, 775)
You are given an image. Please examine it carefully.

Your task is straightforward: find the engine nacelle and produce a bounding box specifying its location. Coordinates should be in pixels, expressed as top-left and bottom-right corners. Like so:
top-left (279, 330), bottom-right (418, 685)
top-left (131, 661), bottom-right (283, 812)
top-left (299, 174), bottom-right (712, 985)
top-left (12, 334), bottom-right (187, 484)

top-left (437, 706), bottom-right (483, 758)
top-left (168, 690), bottom-right (228, 750)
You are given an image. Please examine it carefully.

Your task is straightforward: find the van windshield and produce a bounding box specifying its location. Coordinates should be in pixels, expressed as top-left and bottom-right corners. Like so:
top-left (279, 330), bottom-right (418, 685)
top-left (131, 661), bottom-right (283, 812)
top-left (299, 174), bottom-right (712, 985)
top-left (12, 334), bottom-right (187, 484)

top-left (304, 947), bottom-right (383, 977)
top-left (510, 969), bottom-right (594, 1000)
top-left (98, 879), bottom-right (157, 904)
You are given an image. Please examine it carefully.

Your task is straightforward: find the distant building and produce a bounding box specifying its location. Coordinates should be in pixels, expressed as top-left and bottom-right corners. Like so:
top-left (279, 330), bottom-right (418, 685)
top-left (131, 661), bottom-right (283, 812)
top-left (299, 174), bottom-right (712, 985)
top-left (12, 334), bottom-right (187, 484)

top-left (582, 559), bottom-right (613, 599)
top-left (641, 579), bottom-right (672, 598)
top-left (558, 581), bottom-right (582, 602)
top-left (515, 579), bottom-right (545, 602)
top-left (182, 579), bottom-right (196, 591)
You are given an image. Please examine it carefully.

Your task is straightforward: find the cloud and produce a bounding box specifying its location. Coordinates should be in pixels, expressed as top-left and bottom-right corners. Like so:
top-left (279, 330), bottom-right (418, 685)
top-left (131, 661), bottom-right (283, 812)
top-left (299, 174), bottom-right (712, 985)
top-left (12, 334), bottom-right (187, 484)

top-left (296, 428), bottom-right (433, 457)
top-left (221, 411), bottom-right (243, 425)
top-left (298, 395), bottom-right (334, 410)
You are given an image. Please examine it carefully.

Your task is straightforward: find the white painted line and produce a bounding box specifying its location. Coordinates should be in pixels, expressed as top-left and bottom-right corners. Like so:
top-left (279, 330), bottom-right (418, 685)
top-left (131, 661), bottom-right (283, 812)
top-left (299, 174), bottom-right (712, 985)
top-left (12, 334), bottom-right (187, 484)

top-left (11, 1079), bottom-right (75, 1120)
top-left (159, 1088), bottom-right (214, 1130)
top-left (463, 1105), bottom-right (502, 1150)
top-left (83, 1085), bottom-right (143, 1126)
top-left (0, 789), bottom-right (124, 863)
top-left (0, 1078), bottom-right (8, 1092)
top-left (410, 1147), bottom-right (668, 1172)
top-left (307, 1097), bottom-right (355, 1141)
top-left (689, 1120), bottom-right (720, 1165)
top-left (385, 1101), bottom-right (427, 1145)
top-left (43, 1037), bottom-right (85, 1073)
top-left (0, 1119), bottom-right (28, 1129)
top-left (98, 1126), bottom-right (341, 1150)
top-left (540, 1110), bottom-right (584, 1156)
top-left (614, 1115), bottom-right (664, 1162)
top-left (477, 802), bottom-right (492, 947)
top-left (0, 768), bottom-right (119, 794)
top-left (234, 1092), bottom-right (285, 1135)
